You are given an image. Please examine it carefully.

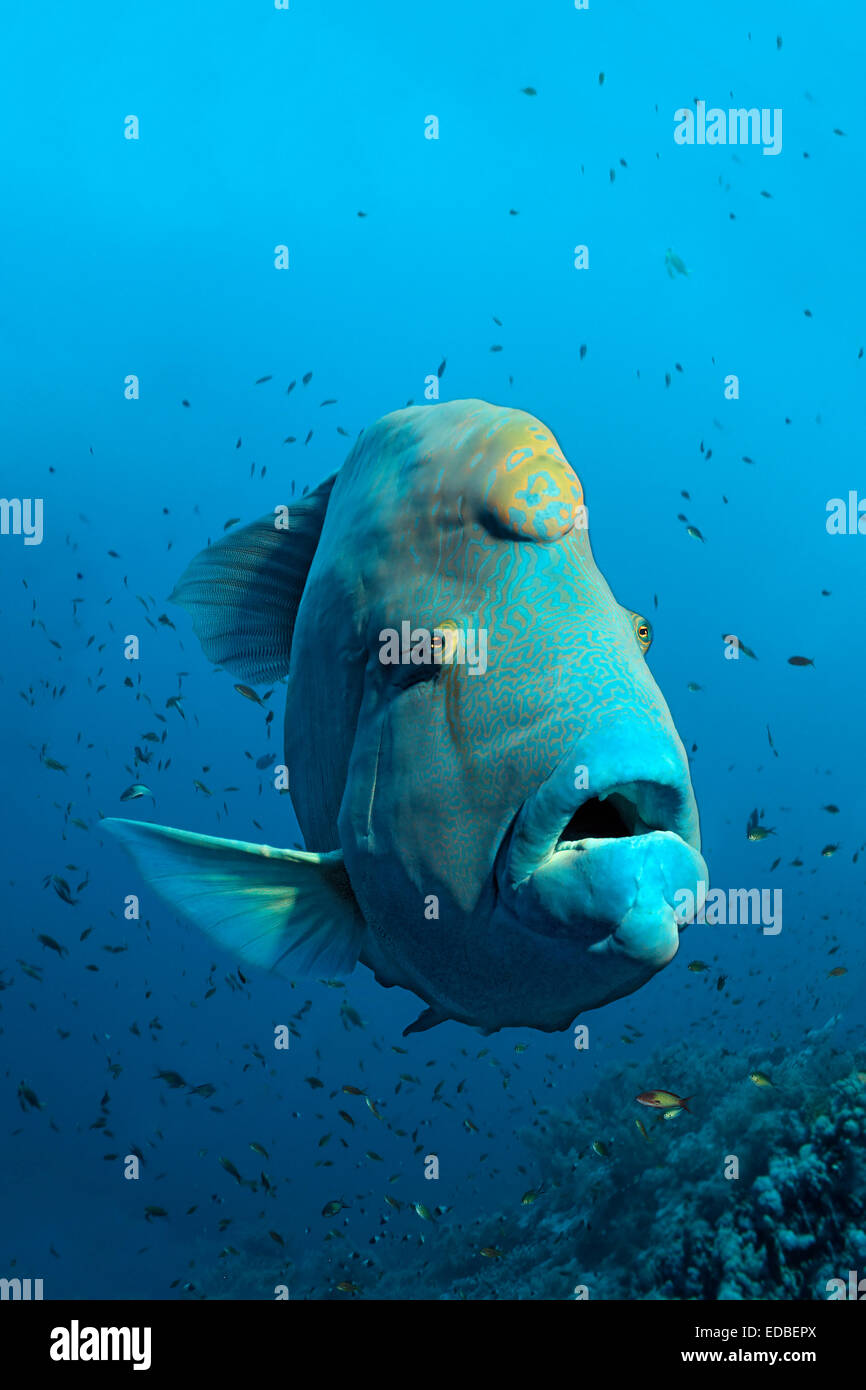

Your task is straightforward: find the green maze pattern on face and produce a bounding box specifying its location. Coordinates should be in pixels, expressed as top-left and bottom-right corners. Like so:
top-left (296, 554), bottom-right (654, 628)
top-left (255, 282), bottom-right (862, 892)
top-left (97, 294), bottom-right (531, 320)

top-left (377, 467), bottom-right (677, 910)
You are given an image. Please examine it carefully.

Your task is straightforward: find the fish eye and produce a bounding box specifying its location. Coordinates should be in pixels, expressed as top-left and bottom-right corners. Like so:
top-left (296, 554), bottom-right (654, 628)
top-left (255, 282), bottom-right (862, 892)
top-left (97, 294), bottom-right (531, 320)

top-left (431, 621), bottom-right (460, 664)
top-left (631, 614), bottom-right (653, 653)
top-left (378, 620), bottom-right (459, 689)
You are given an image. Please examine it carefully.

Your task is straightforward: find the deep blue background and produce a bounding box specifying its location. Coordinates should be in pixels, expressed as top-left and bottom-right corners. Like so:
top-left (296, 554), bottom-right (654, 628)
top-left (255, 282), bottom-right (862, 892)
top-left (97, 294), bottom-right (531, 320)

top-left (1, 0), bottom-right (863, 1298)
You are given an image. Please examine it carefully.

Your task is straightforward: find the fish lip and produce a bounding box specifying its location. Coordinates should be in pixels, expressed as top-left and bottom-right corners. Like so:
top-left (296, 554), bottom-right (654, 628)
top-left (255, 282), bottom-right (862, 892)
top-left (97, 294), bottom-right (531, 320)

top-left (499, 745), bottom-right (701, 894)
top-left (496, 826), bottom-right (708, 972)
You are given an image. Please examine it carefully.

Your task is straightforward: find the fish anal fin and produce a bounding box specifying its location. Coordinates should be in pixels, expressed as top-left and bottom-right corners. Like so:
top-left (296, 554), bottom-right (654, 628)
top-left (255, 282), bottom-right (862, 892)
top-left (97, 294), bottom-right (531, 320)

top-left (402, 1005), bottom-right (448, 1037)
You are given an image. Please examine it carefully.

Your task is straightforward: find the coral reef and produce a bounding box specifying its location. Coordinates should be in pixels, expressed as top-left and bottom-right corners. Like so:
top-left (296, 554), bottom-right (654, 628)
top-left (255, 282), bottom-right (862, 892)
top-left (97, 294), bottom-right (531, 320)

top-left (186, 1022), bottom-right (865, 1300)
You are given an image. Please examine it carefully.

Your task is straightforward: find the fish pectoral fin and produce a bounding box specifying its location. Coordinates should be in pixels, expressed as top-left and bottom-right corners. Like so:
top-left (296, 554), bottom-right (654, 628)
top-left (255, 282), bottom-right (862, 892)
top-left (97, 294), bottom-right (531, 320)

top-left (103, 818), bottom-right (365, 975)
top-left (169, 473), bottom-right (336, 683)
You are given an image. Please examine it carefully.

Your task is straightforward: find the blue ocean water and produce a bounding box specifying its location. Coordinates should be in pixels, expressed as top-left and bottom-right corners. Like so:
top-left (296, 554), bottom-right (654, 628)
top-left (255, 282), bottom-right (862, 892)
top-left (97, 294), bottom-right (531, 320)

top-left (1, 0), bottom-right (864, 1301)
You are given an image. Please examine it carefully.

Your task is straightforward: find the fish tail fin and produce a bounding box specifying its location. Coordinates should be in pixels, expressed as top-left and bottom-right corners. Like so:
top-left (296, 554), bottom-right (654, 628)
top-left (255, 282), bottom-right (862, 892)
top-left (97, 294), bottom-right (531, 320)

top-left (103, 818), bottom-right (365, 975)
top-left (679, 1095), bottom-right (693, 1112)
top-left (169, 473), bottom-right (337, 683)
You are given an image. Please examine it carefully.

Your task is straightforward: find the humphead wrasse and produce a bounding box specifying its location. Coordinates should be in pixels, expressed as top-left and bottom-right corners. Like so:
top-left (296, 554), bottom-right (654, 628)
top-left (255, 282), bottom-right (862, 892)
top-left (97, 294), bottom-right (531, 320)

top-left (105, 399), bottom-right (707, 1034)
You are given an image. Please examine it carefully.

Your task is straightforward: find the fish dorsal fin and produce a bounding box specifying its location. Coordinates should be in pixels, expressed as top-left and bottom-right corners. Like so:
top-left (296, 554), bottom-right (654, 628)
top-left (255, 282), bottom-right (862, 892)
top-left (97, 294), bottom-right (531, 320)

top-left (170, 474), bottom-right (336, 683)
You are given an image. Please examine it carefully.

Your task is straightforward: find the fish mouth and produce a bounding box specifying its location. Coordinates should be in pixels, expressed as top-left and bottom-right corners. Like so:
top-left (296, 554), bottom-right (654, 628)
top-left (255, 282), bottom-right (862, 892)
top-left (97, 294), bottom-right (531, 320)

top-left (552, 782), bottom-right (686, 852)
top-left (504, 749), bottom-right (701, 884)
top-left (497, 740), bottom-right (707, 970)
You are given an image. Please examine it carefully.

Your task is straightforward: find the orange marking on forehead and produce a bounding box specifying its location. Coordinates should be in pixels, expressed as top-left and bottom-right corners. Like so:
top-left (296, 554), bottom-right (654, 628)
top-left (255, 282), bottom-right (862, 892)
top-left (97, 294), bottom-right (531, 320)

top-left (482, 425), bottom-right (584, 542)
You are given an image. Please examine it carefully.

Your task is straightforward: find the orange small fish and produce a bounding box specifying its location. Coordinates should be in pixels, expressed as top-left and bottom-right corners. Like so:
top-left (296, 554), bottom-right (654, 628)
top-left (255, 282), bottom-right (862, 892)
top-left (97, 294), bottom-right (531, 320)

top-left (636, 1090), bottom-right (692, 1111)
